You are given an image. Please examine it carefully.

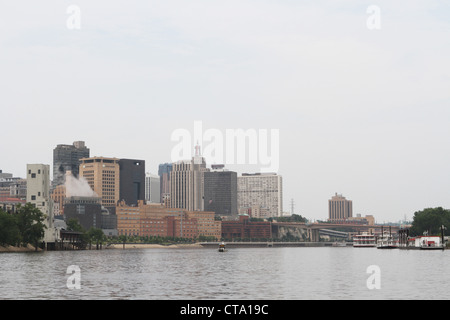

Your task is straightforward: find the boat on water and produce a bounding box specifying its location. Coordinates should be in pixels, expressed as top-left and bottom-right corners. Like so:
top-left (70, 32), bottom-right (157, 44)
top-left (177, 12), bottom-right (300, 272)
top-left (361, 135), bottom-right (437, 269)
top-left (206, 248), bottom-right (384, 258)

top-left (377, 227), bottom-right (398, 249)
top-left (218, 242), bottom-right (227, 252)
top-left (353, 233), bottom-right (376, 247)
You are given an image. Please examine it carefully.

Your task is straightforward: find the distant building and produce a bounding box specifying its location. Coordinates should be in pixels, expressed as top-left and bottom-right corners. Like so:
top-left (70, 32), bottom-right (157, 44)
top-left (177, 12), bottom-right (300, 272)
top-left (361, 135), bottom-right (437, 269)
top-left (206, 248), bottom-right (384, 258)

top-left (145, 173), bottom-right (160, 204)
top-left (158, 163), bottom-right (173, 203)
top-left (119, 159), bottom-right (145, 206)
top-left (51, 184), bottom-right (66, 216)
top-left (237, 173), bottom-right (283, 218)
top-left (170, 145), bottom-right (209, 211)
top-left (221, 214), bottom-right (272, 240)
top-left (116, 200), bottom-right (221, 240)
top-left (64, 196), bottom-right (116, 233)
top-left (53, 141), bottom-right (90, 187)
top-left (79, 157), bottom-right (120, 212)
top-left (328, 193), bottom-right (353, 222)
top-left (203, 166), bottom-right (237, 217)
top-left (26, 164), bottom-right (58, 244)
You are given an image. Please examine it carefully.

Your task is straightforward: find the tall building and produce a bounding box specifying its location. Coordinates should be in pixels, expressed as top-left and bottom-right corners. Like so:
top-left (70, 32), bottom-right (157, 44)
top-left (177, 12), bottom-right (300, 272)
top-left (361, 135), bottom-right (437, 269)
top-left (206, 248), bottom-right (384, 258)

top-left (328, 193), bottom-right (353, 222)
top-left (119, 159), bottom-right (145, 206)
top-left (53, 141), bottom-right (90, 187)
top-left (237, 173), bottom-right (283, 218)
top-left (158, 163), bottom-right (173, 203)
top-left (170, 145), bottom-right (208, 211)
top-left (203, 165), bottom-right (237, 217)
top-left (79, 157), bottom-right (120, 212)
top-left (26, 164), bottom-right (58, 244)
top-left (145, 172), bottom-right (160, 204)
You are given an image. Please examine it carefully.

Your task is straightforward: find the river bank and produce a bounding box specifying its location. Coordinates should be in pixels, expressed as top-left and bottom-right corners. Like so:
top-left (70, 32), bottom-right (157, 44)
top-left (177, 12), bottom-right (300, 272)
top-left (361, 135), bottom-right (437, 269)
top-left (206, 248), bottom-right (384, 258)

top-left (0, 244), bottom-right (42, 253)
top-left (107, 243), bottom-right (204, 249)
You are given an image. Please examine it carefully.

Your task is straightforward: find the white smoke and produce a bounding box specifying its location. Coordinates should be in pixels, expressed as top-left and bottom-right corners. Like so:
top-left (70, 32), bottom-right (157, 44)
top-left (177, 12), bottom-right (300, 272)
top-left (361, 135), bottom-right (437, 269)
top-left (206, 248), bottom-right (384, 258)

top-left (64, 172), bottom-right (97, 198)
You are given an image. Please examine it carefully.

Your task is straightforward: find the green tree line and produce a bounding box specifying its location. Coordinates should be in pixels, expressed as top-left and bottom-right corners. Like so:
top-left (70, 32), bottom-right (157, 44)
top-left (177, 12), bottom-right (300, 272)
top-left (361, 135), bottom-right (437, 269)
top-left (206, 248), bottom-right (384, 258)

top-left (409, 207), bottom-right (450, 236)
top-left (0, 203), bottom-right (46, 249)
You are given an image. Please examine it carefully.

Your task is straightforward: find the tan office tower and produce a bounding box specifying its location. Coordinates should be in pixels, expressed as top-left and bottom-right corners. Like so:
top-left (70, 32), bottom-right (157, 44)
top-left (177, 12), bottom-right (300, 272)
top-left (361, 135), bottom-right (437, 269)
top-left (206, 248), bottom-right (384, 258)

top-left (237, 173), bottom-right (283, 218)
top-left (170, 145), bottom-right (208, 211)
top-left (79, 157), bottom-right (120, 211)
top-left (328, 193), bottom-right (353, 222)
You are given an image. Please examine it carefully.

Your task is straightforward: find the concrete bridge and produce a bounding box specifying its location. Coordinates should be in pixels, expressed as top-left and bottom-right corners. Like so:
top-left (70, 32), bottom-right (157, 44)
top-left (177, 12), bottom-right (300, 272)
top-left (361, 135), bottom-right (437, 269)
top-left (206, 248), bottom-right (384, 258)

top-left (272, 222), bottom-right (402, 241)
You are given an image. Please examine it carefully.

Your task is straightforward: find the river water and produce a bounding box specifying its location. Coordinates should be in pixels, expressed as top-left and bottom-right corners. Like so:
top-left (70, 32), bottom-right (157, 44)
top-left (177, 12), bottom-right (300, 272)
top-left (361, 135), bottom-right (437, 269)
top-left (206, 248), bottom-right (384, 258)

top-left (0, 246), bottom-right (449, 300)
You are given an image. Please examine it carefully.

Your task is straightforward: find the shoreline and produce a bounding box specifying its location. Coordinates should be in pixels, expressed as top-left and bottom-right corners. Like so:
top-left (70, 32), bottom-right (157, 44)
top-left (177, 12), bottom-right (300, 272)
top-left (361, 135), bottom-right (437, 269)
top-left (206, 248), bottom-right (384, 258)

top-left (0, 244), bottom-right (42, 253)
top-left (107, 243), bottom-right (205, 249)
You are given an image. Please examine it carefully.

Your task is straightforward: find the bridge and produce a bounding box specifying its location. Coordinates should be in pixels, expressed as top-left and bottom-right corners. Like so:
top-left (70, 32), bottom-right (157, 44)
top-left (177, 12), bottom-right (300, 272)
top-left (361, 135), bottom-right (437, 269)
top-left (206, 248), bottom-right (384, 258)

top-left (272, 222), bottom-right (404, 242)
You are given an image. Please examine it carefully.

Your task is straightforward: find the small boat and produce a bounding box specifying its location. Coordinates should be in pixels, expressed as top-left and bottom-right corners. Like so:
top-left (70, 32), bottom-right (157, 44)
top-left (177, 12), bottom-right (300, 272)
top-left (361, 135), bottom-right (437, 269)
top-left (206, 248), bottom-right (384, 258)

top-left (218, 242), bottom-right (227, 252)
top-left (332, 241), bottom-right (347, 247)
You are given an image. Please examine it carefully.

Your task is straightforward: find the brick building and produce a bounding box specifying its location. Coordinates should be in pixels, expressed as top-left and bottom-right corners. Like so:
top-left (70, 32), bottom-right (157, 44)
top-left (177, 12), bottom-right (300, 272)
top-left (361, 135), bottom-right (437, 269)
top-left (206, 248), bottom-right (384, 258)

top-left (221, 214), bottom-right (272, 240)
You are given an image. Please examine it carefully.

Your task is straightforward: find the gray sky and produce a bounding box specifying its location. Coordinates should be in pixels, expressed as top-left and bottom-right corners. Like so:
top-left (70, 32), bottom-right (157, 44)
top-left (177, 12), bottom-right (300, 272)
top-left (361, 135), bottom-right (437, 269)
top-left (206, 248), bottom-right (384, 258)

top-left (1, 0), bottom-right (449, 223)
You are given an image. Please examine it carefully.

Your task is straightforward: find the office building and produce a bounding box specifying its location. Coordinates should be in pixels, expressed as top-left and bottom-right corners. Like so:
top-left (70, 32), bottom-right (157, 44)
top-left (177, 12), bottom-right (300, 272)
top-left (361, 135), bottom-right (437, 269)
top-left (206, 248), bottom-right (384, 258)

top-left (145, 172), bottom-right (160, 204)
top-left (158, 163), bottom-right (172, 203)
top-left (170, 145), bottom-right (208, 211)
top-left (237, 173), bottom-right (283, 218)
top-left (53, 141), bottom-right (90, 187)
top-left (328, 193), bottom-right (353, 222)
top-left (203, 165), bottom-right (237, 217)
top-left (79, 157), bottom-right (120, 212)
top-left (119, 159), bottom-right (145, 206)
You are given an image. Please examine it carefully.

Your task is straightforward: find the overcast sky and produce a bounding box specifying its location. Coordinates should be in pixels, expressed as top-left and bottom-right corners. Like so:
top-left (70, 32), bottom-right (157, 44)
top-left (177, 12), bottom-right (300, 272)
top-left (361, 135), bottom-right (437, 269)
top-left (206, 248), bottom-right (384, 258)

top-left (1, 0), bottom-right (449, 223)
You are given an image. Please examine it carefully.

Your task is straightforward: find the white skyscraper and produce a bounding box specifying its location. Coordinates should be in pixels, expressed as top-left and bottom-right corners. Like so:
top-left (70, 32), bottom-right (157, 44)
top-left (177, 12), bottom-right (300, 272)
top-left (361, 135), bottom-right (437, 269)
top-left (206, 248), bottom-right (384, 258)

top-left (237, 173), bottom-right (283, 218)
top-left (26, 164), bottom-right (58, 244)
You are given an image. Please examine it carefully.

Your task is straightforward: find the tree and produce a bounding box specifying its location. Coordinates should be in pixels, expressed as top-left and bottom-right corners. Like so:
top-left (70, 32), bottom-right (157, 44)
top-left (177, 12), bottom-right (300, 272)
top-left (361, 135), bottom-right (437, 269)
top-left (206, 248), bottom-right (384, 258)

top-left (87, 227), bottom-right (105, 249)
top-left (0, 208), bottom-right (20, 246)
top-left (15, 203), bottom-right (46, 249)
top-left (409, 207), bottom-right (450, 237)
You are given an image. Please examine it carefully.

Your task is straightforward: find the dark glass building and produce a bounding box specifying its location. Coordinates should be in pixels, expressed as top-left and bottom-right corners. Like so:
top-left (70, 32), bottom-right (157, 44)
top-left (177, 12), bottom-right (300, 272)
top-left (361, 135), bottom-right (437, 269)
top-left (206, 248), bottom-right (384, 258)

top-left (119, 159), bottom-right (145, 206)
top-left (203, 168), bottom-right (237, 217)
top-left (53, 141), bottom-right (90, 187)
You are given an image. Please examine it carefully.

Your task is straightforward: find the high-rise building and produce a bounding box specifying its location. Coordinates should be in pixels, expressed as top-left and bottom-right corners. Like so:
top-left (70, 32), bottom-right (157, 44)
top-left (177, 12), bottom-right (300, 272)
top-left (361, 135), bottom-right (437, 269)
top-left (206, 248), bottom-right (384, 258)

top-left (170, 145), bottom-right (209, 211)
top-left (53, 141), bottom-right (90, 187)
top-left (158, 163), bottom-right (173, 203)
top-left (79, 157), bottom-right (120, 212)
top-left (145, 172), bottom-right (160, 204)
top-left (203, 165), bottom-right (237, 217)
top-left (237, 173), bottom-right (283, 218)
top-left (26, 164), bottom-right (58, 244)
top-left (119, 159), bottom-right (145, 206)
top-left (328, 193), bottom-right (353, 222)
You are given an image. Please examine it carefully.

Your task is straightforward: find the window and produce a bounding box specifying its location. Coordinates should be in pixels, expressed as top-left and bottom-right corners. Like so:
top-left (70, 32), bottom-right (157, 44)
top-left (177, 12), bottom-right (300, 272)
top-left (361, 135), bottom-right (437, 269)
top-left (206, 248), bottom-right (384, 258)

top-left (31, 195), bottom-right (36, 200)
top-left (31, 173), bottom-right (36, 178)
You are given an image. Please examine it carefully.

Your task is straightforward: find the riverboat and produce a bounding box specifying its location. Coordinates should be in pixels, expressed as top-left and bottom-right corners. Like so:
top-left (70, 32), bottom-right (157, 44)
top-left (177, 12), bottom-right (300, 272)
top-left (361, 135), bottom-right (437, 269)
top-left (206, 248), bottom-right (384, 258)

top-left (376, 232), bottom-right (398, 249)
top-left (352, 233), bottom-right (376, 247)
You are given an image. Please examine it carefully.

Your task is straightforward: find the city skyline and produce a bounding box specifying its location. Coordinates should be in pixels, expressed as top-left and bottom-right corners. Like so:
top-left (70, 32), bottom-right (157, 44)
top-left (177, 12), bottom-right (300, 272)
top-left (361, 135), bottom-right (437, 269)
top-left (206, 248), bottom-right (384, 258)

top-left (2, 1), bottom-right (450, 223)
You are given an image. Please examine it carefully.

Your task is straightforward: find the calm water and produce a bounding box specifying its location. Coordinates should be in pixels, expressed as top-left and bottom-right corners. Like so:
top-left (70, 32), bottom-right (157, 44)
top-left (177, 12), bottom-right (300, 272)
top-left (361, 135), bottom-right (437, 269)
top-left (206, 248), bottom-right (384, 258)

top-left (0, 246), bottom-right (449, 300)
